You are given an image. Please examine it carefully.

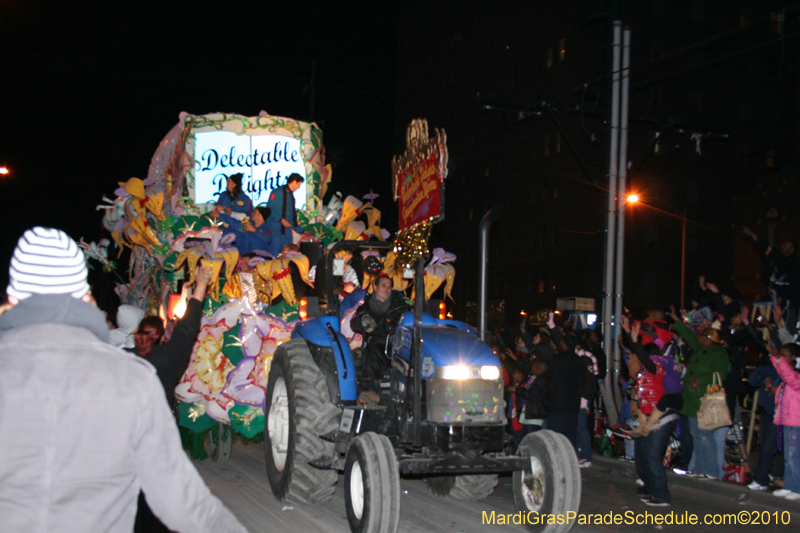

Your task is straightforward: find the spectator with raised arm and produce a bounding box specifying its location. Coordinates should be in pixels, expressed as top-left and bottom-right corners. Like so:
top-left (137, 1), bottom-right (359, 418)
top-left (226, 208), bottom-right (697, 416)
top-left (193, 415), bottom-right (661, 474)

top-left (670, 305), bottom-right (729, 481)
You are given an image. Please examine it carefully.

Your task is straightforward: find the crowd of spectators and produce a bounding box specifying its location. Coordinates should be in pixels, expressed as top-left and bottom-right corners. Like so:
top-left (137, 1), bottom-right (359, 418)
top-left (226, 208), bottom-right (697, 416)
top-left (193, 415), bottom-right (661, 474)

top-left (1, 217), bottom-right (798, 525)
top-left (493, 230), bottom-right (800, 507)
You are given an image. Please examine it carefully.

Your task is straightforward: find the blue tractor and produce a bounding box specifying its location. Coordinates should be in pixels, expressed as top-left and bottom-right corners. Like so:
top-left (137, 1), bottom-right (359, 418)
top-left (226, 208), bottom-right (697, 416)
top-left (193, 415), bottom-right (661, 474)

top-left (263, 241), bottom-right (580, 533)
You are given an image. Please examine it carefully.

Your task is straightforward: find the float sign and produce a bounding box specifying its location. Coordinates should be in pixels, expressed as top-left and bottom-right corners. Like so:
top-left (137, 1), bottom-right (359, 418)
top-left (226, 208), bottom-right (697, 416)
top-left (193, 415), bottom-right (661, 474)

top-left (397, 151), bottom-right (442, 229)
top-left (392, 119), bottom-right (448, 230)
top-left (193, 130), bottom-right (307, 207)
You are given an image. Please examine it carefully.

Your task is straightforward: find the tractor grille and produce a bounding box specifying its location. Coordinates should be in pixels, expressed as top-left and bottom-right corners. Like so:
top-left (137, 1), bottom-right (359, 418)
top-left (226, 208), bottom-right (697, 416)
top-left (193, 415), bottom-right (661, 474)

top-left (425, 378), bottom-right (505, 425)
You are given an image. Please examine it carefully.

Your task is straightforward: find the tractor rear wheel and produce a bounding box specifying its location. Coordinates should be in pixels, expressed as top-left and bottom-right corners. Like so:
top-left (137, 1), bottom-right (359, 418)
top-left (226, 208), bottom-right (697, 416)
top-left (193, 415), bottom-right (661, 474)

top-left (264, 339), bottom-right (340, 504)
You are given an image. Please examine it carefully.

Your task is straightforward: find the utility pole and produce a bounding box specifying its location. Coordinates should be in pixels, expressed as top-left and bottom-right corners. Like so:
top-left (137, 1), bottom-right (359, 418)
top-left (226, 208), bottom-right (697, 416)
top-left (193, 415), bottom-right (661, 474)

top-left (612, 27), bottom-right (631, 412)
top-left (601, 21), bottom-right (630, 425)
top-left (601, 21), bottom-right (622, 424)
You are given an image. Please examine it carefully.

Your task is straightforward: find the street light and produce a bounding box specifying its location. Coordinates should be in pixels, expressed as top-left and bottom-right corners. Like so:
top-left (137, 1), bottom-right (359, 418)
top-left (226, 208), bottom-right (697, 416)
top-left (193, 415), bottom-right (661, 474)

top-left (0, 167), bottom-right (9, 175)
top-left (626, 193), bottom-right (687, 309)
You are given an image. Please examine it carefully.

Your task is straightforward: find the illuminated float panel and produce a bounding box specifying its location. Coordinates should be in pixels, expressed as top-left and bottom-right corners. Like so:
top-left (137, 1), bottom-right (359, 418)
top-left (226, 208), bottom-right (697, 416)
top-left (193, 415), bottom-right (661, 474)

top-left (184, 112), bottom-right (323, 210)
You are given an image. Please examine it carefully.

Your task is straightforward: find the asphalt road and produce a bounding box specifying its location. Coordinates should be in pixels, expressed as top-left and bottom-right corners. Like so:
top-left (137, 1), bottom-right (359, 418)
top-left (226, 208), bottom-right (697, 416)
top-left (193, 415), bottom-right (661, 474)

top-left (194, 443), bottom-right (800, 533)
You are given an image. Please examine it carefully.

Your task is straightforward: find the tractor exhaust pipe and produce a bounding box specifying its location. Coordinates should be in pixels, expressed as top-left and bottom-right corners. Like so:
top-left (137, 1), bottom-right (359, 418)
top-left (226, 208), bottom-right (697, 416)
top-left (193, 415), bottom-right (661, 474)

top-left (478, 204), bottom-right (500, 342)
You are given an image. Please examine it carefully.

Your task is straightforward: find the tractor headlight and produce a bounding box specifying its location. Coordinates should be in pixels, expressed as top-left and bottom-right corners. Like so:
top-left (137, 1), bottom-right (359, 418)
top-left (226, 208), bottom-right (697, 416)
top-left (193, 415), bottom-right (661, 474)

top-left (480, 365), bottom-right (500, 381)
top-left (435, 365), bottom-right (500, 380)
top-left (437, 365), bottom-right (470, 380)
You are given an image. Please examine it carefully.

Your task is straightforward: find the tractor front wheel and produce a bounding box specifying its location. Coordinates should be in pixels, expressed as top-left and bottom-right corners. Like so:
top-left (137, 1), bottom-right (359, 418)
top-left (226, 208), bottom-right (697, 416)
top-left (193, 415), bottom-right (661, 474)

top-left (344, 432), bottom-right (401, 533)
top-left (513, 430), bottom-right (581, 533)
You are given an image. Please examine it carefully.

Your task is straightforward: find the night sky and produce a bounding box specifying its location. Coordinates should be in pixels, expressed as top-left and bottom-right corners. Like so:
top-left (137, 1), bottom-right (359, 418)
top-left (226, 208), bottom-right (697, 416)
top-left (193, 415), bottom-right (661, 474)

top-left (1, 1), bottom-right (398, 295)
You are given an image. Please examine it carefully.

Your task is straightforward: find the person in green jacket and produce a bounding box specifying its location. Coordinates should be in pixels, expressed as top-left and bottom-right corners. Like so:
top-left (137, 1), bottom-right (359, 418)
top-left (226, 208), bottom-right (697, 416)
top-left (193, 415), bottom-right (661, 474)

top-left (669, 306), bottom-right (730, 480)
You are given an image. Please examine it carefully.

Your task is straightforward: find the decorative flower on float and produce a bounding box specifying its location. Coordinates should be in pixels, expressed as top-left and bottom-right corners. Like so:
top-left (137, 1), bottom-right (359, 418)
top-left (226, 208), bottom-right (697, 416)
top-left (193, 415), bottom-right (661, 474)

top-left (416, 248), bottom-right (457, 301)
top-left (165, 228), bottom-right (239, 301)
top-left (255, 256), bottom-right (312, 307)
top-left (97, 177), bottom-right (166, 256)
top-left (221, 313), bottom-right (294, 408)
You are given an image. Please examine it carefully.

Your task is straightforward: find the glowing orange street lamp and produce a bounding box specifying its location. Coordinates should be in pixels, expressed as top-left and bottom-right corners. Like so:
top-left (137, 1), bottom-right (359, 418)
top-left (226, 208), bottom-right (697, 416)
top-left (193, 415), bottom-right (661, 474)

top-left (625, 193), bottom-right (687, 309)
top-left (0, 167), bottom-right (9, 175)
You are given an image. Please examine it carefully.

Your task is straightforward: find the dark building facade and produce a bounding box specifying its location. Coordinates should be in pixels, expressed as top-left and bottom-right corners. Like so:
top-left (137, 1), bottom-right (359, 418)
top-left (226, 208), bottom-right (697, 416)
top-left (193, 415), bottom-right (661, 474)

top-left (394, 0), bottom-right (798, 323)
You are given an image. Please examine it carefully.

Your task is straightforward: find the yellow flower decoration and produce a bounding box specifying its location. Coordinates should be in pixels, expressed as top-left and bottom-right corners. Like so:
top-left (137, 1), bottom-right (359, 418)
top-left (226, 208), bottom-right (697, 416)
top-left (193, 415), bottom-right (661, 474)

top-left (193, 335), bottom-right (234, 391)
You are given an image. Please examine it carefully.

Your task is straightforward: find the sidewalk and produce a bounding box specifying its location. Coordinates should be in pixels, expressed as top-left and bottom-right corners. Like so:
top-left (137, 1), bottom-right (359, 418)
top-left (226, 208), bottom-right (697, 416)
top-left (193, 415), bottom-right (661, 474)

top-left (592, 454), bottom-right (800, 515)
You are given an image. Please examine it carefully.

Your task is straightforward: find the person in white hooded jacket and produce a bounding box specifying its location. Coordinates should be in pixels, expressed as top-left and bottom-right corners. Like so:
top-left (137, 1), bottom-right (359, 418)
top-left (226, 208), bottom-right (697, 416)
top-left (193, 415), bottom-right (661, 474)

top-left (0, 227), bottom-right (247, 533)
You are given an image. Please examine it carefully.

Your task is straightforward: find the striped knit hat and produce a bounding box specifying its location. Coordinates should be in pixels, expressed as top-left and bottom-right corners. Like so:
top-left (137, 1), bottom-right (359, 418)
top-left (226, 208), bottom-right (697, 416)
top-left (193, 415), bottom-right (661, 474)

top-left (7, 227), bottom-right (89, 300)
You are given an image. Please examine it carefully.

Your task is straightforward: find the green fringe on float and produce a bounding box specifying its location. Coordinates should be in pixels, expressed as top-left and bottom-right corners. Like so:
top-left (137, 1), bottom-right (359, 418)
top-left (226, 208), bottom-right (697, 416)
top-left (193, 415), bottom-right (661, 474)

top-left (180, 426), bottom-right (209, 461)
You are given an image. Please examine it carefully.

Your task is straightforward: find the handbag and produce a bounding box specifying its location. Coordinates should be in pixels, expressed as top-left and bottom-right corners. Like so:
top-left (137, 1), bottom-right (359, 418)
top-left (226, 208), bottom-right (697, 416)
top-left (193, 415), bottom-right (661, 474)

top-left (697, 372), bottom-right (732, 430)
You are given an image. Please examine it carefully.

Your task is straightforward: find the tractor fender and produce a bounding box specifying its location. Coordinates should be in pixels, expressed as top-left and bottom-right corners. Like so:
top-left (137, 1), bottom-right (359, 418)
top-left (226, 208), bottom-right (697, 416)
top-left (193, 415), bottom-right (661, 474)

top-left (292, 316), bottom-right (358, 403)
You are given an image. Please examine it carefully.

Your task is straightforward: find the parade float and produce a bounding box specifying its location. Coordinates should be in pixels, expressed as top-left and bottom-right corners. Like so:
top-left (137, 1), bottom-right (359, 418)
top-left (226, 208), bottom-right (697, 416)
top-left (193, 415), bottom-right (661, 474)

top-left (83, 112), bottom-right (456, 457)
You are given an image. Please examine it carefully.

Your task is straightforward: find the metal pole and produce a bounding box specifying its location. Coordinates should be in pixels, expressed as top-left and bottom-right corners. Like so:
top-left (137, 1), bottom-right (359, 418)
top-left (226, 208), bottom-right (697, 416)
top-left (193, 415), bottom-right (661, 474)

top-left (601, 21), bottom-right (622, 416)
top-left (411, 256), bottom-right (425, 447)
top-left (478, 205), bottom-right (501, 342)
top-left (611, 27), bottom-right (630, 413)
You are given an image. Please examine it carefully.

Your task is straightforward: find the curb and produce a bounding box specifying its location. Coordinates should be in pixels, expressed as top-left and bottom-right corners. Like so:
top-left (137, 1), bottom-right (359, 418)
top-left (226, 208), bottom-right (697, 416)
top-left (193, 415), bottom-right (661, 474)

top-left (592, 455), bottom-right (800, 515)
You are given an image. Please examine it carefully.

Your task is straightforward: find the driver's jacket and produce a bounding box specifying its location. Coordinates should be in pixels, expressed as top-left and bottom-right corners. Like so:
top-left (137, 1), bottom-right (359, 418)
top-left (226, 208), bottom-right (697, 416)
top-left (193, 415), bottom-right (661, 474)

top-left (350, 290), bottom-right (411, 347)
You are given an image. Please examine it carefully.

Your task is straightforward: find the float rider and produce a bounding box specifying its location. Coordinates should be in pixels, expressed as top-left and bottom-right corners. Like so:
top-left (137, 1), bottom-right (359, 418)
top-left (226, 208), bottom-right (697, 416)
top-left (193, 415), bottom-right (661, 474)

top-left (266, 173), bottom-right (304, 257)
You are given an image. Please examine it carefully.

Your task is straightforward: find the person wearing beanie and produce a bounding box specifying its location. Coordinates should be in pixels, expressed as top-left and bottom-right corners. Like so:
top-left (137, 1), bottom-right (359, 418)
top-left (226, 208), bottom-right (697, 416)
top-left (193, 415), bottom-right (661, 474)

top-left (109, 304), bottom-right (146, 349)
top-left (213, 171), bottom-right (253, 220)
top-left (0, 227), bottom-right (247, 533)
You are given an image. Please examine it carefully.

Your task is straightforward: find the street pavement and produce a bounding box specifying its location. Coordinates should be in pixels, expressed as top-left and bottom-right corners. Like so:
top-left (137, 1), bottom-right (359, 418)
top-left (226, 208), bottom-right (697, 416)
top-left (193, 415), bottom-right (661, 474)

top-left (194, 443), bottom-right (800, 532)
